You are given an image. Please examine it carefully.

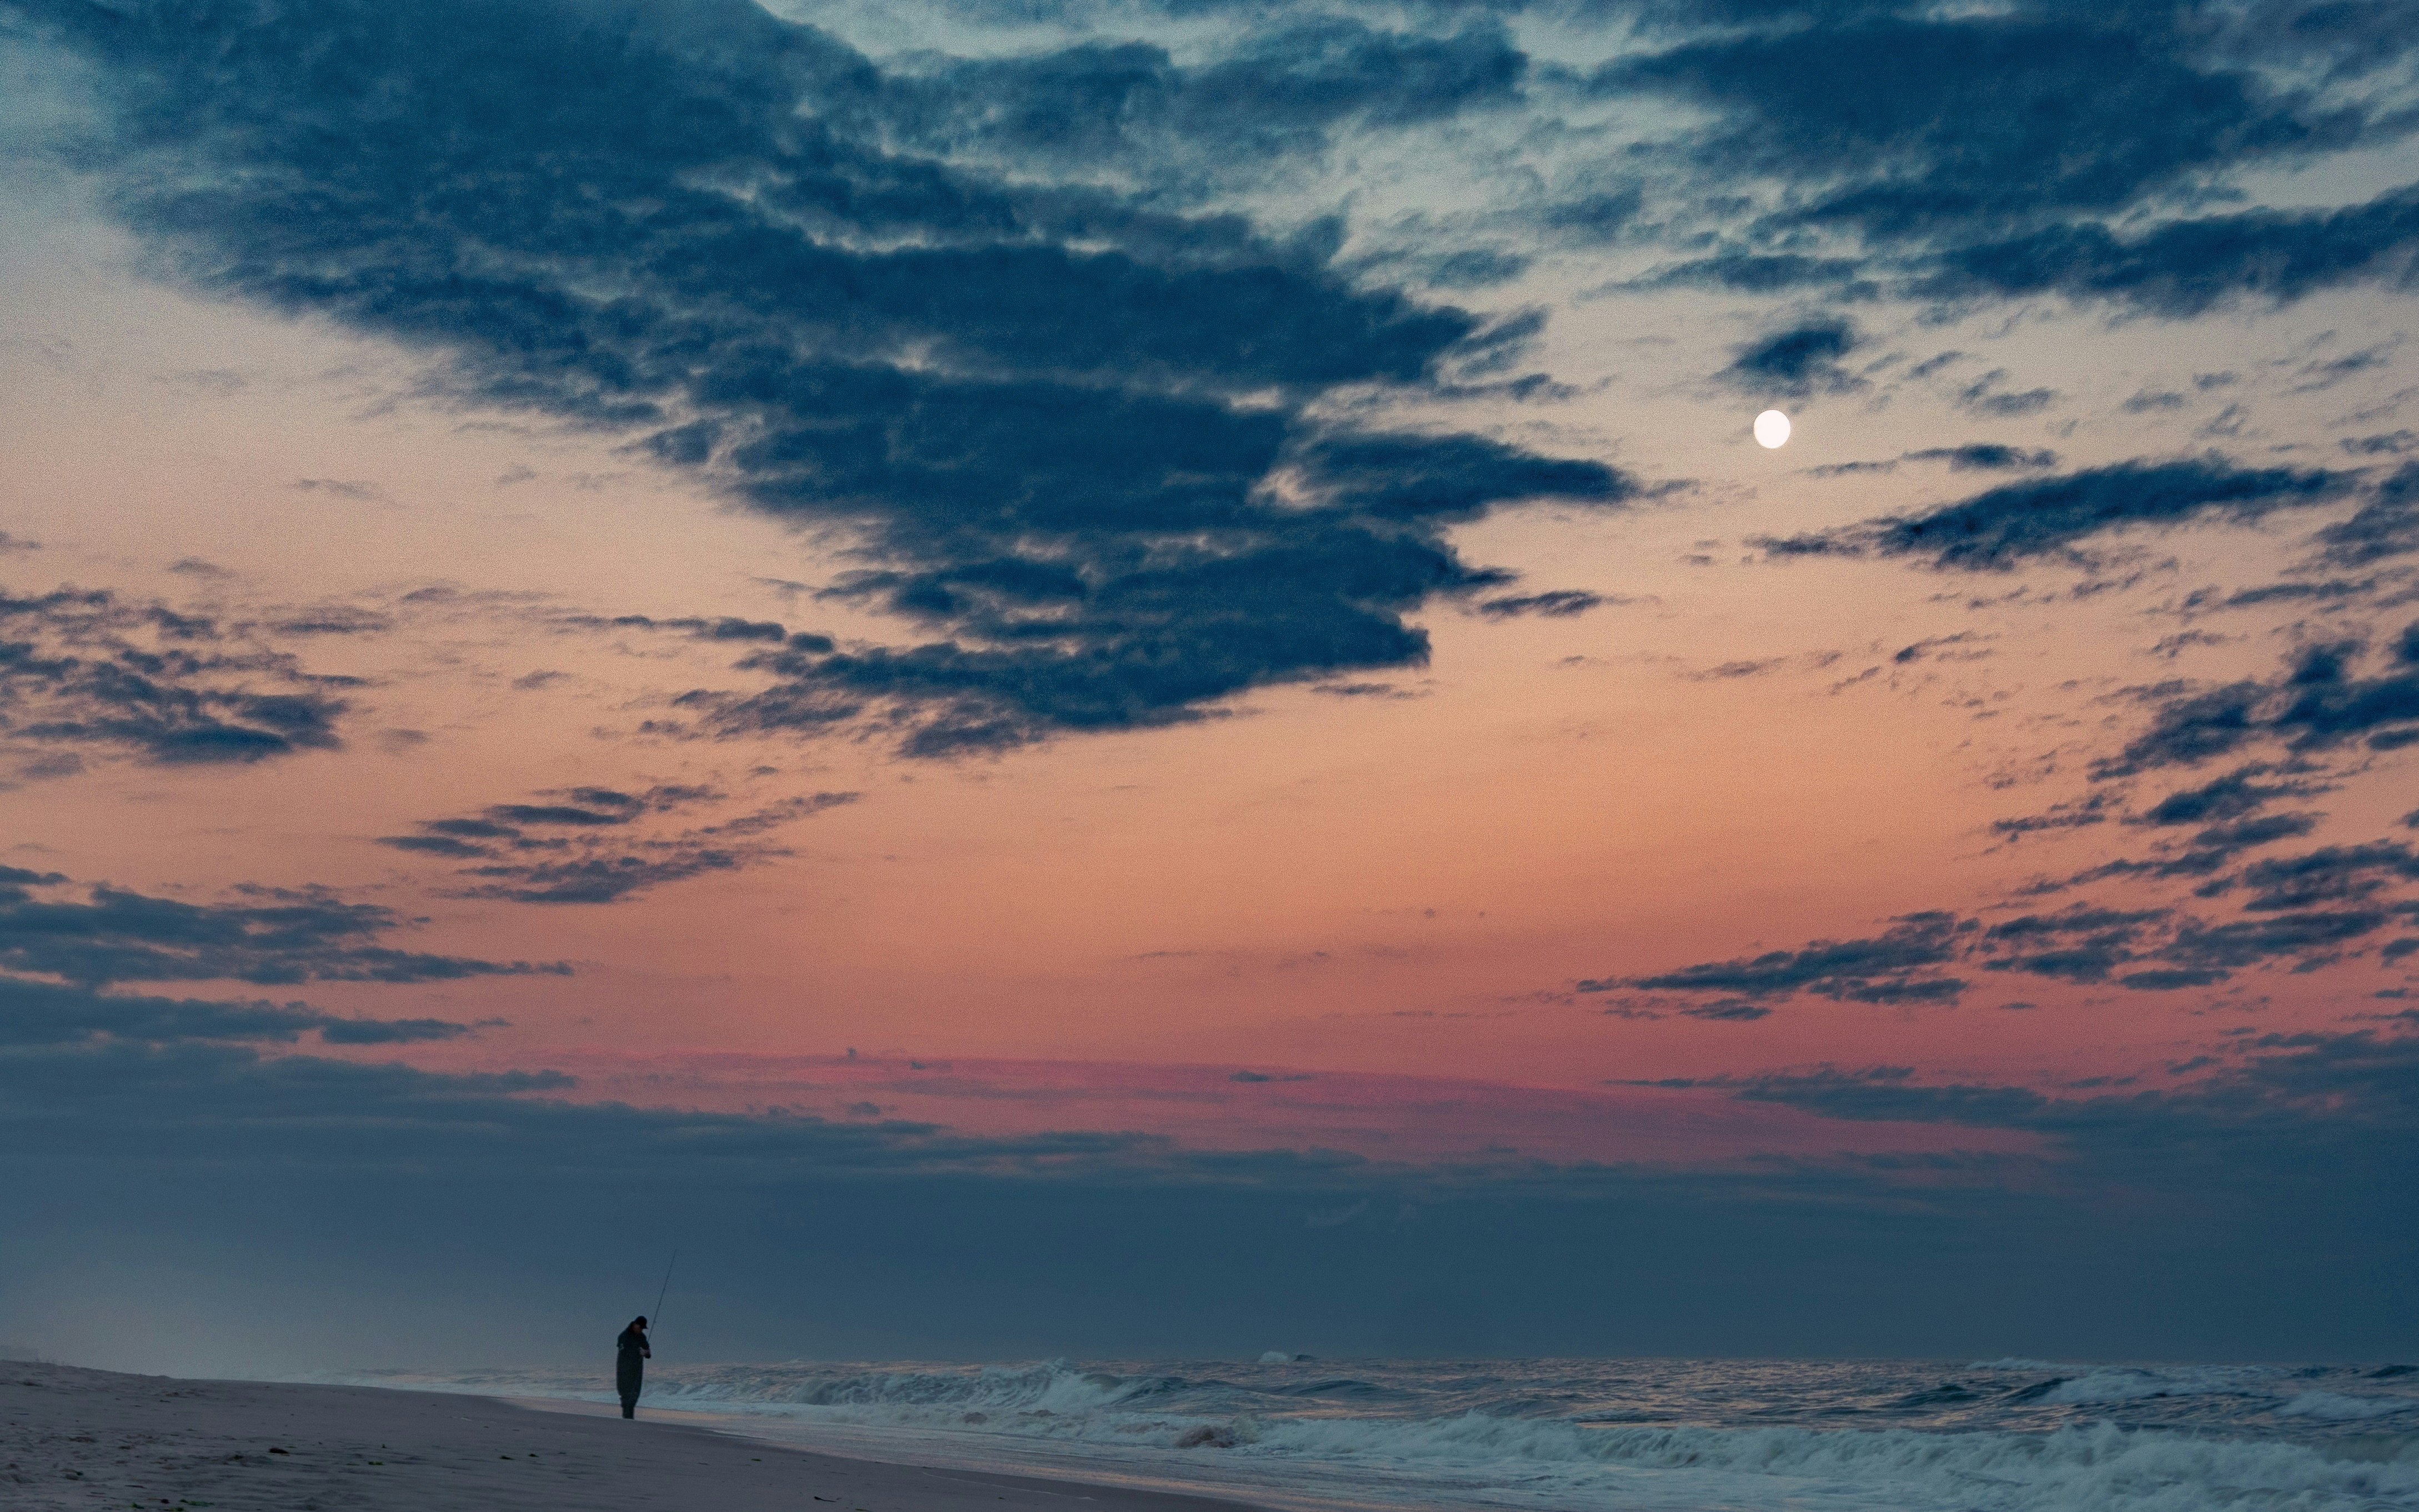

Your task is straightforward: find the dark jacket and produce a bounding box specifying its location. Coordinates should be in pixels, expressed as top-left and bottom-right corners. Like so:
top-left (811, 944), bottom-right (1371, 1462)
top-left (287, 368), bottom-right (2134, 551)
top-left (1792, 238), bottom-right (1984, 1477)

top-left (616, 1325), bottom-right (650, 1397)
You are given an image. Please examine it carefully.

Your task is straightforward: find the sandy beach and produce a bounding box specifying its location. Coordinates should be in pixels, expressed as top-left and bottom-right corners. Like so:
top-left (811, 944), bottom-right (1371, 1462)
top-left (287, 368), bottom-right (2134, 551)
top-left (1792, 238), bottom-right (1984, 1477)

top-left (0, 1363), bottom-right (1269, 1512)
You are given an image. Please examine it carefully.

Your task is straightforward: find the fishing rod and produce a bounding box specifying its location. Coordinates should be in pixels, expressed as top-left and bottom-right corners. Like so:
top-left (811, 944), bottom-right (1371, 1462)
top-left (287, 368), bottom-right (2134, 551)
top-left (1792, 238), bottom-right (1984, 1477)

top-left (651, 1250), bottom-right (677, 1338)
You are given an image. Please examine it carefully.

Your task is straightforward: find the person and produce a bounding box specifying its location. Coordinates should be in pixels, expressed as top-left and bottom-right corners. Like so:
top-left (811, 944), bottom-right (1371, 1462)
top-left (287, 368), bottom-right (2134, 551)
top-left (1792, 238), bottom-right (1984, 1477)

top-left (616, 1315), bottom-right (651, 1418)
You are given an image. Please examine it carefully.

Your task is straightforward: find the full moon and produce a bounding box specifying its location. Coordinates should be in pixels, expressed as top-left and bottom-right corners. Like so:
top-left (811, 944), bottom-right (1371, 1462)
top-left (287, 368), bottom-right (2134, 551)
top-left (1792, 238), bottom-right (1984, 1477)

top-left (1754, 409), bottom-right (1791, 448)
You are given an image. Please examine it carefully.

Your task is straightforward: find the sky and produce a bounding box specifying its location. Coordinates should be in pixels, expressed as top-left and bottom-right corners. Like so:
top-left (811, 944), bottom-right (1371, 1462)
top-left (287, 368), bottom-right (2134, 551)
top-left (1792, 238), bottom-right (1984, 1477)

top-left (1, 0), bottom-right (2416, 1374)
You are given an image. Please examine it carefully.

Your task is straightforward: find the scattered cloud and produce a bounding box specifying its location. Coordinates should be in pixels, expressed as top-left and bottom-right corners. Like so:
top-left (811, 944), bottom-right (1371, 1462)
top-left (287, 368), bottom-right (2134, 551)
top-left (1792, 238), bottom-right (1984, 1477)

top-left (2099, 622), bottom-right (2419, 776)
top-left (0, 866), bottom-right (564, 987)
top-left (1474, 590), bottom-right (1614, 619)
top-left (0, 586), bottom-right (355, 770)
top-left (1759, 459), bottom-right (2348, 570)
top-left (1719, 320), bottom-right (1861, 396)
top-left (380, 786), bottom-right (859, 903)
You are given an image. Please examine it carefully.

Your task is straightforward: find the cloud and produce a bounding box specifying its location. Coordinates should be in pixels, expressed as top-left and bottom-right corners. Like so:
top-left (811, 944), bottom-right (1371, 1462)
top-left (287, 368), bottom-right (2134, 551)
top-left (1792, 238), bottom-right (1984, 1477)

top-left (382, 787), bottom-right (859, 904)
top-left (1609, 811), bottom-right (2419, 1003)
top-left (290, 478), bottom-right (385, 501)
top-left (0, 587), bottom-right (355, 768)
top-left (2157, 811), bottom-right (2325, 877)
top-left (1598, 911), bottom-right (1971, 1003)
top-left (2342, 431), bottom-right (2417, 457)
top-left (2159, 908), bottom-right (2395, 970)
top-left (0, 867), bottom-right (563, 988)
top-left (2100, 622), bottom-right (2419, 774)
top-left (2225, 842), bottom-right (2419, 913)
top-left (1931, 184), bottom-right (2419, 315)
top-left (1680, 999), bottom-right (1773, 1021)
top-left (1763, 459), bottom-right (2349, 570)
top-left (1975, 905), bottom-right (2173, 983)
top-left (265, 606), bottom-right (393, 636)
top-left (1954, 370), bottom-right (2056, 418)
top-left (2135, 765), bottom-right (2324, 826)
top-left (1474, 589), bottom-right (1613, 619)
top-left (0, 975), bottom-right (475, 1050)
top-left (2307, 462), bottom-right (2419, 568)
top-left (1901, 445), bottom-right (2060, 472)
top-left (11, 963), bottom-right (2419, 1362)
top-left (1608, 18), bottom-right (2328, 239)
top-left (557, 614), bottom-right (793, 646)
top-left (1719, 320), bottom-right (1860, 396)
top-left (28, 0), bottom-right (1629, 761)
top-left (876, 20), bottom-right (1528, 182)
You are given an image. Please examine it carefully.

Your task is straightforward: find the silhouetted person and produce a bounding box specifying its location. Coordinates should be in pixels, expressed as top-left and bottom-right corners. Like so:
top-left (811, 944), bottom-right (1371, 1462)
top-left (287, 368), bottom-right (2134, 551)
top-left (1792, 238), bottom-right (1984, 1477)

top-left (616, 1315), bottom-right (651, 1418)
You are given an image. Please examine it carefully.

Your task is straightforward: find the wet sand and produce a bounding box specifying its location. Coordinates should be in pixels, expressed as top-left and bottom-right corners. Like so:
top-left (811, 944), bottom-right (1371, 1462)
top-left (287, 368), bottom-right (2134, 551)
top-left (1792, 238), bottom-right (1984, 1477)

top-left (0, 1362), bottom-right (1271, 1512)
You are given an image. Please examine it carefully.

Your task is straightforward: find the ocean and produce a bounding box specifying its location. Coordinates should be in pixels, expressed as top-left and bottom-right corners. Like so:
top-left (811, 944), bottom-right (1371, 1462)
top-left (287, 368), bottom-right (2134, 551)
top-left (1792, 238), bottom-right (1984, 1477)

top-left (335, 1355), bottom-right (2419, 1511)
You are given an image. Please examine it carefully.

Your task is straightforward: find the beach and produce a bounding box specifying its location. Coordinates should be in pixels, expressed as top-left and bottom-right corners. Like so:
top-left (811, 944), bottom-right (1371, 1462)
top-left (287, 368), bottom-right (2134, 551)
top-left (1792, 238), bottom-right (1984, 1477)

top-left (0, 1362), bottom-right (1267, 1512)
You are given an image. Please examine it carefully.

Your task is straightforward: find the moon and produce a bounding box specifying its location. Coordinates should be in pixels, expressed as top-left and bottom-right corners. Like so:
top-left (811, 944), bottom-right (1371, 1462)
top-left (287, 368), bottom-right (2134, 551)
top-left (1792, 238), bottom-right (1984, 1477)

top-left (1754, 409), bottom-right (1791, 449)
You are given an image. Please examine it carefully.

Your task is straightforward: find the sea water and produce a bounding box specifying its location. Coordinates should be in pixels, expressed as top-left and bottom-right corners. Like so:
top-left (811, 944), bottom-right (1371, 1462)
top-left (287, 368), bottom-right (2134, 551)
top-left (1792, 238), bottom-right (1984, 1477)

top-left (337, 1356), bottom-right (2419, 1511)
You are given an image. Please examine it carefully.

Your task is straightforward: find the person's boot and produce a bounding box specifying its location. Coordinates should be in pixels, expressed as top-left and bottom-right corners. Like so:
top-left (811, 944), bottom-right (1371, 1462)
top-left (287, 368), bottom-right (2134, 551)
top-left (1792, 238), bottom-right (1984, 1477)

top-left (623, 1400), bottom-right (635, 1419)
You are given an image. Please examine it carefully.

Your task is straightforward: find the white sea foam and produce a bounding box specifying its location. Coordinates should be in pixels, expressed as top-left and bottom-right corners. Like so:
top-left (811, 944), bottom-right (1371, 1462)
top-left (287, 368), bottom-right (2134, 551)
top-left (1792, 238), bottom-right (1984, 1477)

top-left (2277, 1391), bottom-right (2419, 1422)
top-left (2036, 1365), bottom-right (2288, 1405)
top-left (326, 1358), bottom-right (2419, 1512)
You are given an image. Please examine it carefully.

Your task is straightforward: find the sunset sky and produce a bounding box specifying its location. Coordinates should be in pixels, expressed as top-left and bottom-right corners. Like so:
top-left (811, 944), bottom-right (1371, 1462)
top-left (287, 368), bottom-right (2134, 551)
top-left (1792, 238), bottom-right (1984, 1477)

top-left (2, 0), bottom-right (2416, 1373)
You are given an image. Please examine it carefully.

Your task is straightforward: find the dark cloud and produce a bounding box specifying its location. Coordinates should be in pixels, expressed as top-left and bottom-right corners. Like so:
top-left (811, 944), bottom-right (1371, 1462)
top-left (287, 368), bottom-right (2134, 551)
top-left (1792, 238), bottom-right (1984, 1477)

top-left (1977, 905), bottom-right (2167, 983)
top-left (266, 606), bottom-right (391, 636)
top-left (2225, 841), bottom-right (2419, 912)
top-left (0, 975), bottom-right (474, 1050)
top-left (1954, 371), bottom-right (2057, 418)
top-left (1991, 795), bottom-right (2112, 838)
top-left (28, 0), bottom-right (1628, 762)
top-left (2100, 621), bottom-right (2419, 774)
top-left (1625, 250), bottom-right (1879, 298)
top-left (6, 950), bottom-right (2419, 1361)
top-left (1679, 999), bottom-right (1773, 1021)
top-left (2308, 461), bottom-right (2419, 567)
top-left (1604, 911), bottom-right (1971, 1003)
top-left (0, 587), bottom-right (354, 768)
top-left (2161, 811), bottom-right (2324, 876)
top-left (1772, 459), bottom-right (2348, 570)
top-left (1607, 16), bottom-right (2341, 241)
top-left (1931, 183), bottom-right (2419, 315)
top-left (2135, 765), bottom-right (2322, 826)
top-left (558, 613), bottom-right (794, 645)
top-left (2115, 966), bottom-right (2232, 990)
top-left (1639, 1064), bottom-right (2053, 1127)
top-left (2342, 431), bottom-right (2418, 456)
top-left (876, 20), bottom-right (1528, 179)
top-left (8, 963), bottom-right (2415, 1363)
top-left (2160, 907), bottom-right (2392, 970)
top-left (1662, 1023), bottom-right (2419, 1154)
top-left (1902, 444), bottom-right (2060, 472)
top-left (313, 1016), bottom-right (483, 1044)
top-left (1473, 589), bottom-right (1612, 618)
top-left (0, 868), bottom-right (562, 988)
top-left (383, 788), bottom-right (859, 904)
top-left (2289, 344), bottom-right (2395, 394)
top-left (1719, 320), bottom-right (1860, 396)
top-left (1613, 815), bottom-right (2419, 1001)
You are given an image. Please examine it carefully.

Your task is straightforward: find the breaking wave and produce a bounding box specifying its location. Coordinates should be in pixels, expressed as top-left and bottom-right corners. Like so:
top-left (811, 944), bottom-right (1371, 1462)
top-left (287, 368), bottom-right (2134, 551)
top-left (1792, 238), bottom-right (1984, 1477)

top-left (329, 1357), bottom-right (2419, 1512)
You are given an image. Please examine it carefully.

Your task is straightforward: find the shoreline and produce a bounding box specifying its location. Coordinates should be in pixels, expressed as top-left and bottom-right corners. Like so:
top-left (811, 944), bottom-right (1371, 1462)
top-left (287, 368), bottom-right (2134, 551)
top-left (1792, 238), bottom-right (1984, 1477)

top-left (1, 1362), bottom-right (1277, 1512)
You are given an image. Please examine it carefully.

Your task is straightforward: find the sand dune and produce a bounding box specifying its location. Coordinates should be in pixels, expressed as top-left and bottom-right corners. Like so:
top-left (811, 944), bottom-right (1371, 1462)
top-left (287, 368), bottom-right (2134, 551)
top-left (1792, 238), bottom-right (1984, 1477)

top-left (0, 1363), bottom-right (1266, 1512)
